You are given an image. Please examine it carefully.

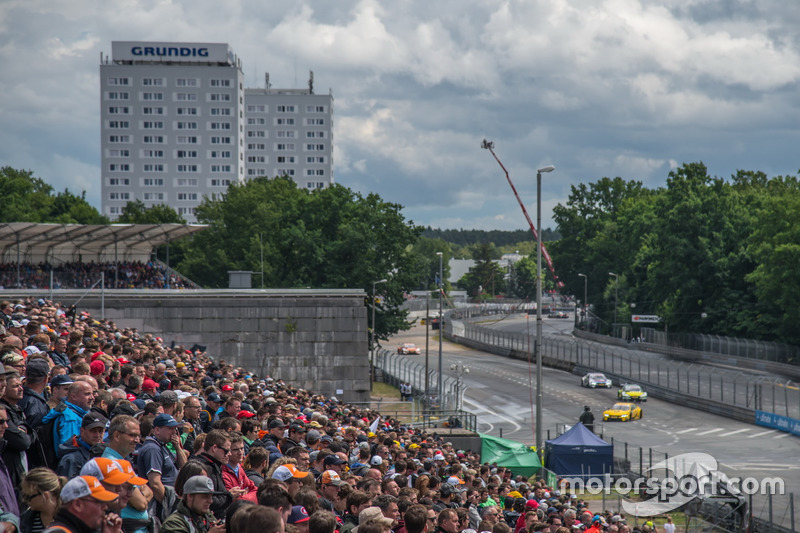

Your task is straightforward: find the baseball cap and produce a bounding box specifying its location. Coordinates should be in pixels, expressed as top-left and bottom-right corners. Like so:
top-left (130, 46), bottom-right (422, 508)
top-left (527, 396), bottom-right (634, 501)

top-left (153, 414), bottom-right (180, 427)
top-left (440, 483), bottom-right (458, 497)
top-left (25, 358), bottom-right (50, 379)
top-left (142, 378), bottom-right (158, 391)
top-left (321, 470), bottom-right (344, 486)
top-left (592, 516), bottom-right (608, 526)
top-left (354, 508), bottom-right (393, 533)
top-left (159, 390), bottom-right (179, 403)
top-left (272, 464), bottom-right (310, 482)
top-left (288, 506), bottom-right (310, 525)
top-left (268, 419), bottom-right (286, 429)
top-left (60, 476), bottom-right (119, 503)
top-left (22, 346), bottom-right (43, 357)
top-left (237, 410), bottom-right (255, 419)
top-left (289, 423), bottom-right (306, 433)
top-left (90, 360), bottom-right (106, 376)
top-left (82, 413), bottom-right (108, 430)
top-left (183, 475), bottom-right (226, 495)
top-left (80, 458), bottom-right (132, 485)
top-left (370, 456), bottom-right (383, 466)
top-left (323, 455), bottom-right (346, 467)
top-left (221, 384), bottom-right (234, 392)
top-left (206, 392), bottom-right (222, 403)
top-left (115, 459), bottom-right (147, 485)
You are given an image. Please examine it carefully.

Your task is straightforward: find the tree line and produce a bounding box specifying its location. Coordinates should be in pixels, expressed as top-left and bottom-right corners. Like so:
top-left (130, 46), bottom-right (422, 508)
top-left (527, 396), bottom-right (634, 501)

top-left (3, 163), bottom-right (799, 345)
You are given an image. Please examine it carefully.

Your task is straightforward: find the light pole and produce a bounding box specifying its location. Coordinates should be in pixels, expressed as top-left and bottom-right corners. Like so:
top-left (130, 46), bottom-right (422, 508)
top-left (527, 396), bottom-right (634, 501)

top-left (450, 361), bottom-right (469, 411)
top-left (371, 278), bottom-right (388, 389)
top-left (436, 252), bottom-right (443, 410)
top-left (609, 272), bottom-right (619, 326)
top-left (536, 165), bottom-right (555, 462)
top-left (578, 273), bottom-right (588, 323)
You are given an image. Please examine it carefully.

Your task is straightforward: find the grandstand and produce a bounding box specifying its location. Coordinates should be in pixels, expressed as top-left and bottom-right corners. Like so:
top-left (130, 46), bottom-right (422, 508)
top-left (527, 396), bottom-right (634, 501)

top-left (0, 223), bottom-right (206, 289)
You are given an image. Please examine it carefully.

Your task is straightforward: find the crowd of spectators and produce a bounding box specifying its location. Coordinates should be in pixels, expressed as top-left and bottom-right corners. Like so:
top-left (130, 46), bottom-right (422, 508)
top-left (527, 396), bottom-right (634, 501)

top-left (0, 296), bottom-right (653, 533)
top-left (0, 261), bottom-right (198, 290)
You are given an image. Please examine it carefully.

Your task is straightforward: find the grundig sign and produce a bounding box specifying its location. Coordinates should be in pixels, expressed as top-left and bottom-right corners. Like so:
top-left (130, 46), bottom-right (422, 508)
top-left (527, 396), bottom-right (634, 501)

top-left (631, 315), bottom-right (660, 323)
top-left (132, 46), bottom-right (209, 58)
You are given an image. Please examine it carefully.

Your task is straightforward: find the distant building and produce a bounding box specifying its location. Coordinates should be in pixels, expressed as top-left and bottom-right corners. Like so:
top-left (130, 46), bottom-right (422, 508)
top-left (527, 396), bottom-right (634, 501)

top-left (100, 41), bottom-right (333, 222)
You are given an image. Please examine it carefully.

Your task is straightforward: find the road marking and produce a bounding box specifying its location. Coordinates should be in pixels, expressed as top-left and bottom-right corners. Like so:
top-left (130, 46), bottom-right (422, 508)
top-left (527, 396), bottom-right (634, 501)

top-left (720, 428), bottom-right (750, 437)
top-left (774, 433), bottom-right (792, 439)
top-left (462, 396), bottom-right (523, 433)
top-left (747, 430), bottom-right (776, 438)
top-left (696, 428), bottom-right (725, 436)
top-left (675, 428), bottom-right (698, 434)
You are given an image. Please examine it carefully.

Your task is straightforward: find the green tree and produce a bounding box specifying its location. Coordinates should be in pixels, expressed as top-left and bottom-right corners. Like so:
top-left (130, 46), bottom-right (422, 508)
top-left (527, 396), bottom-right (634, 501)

top-left (409, 237), bottom-right (452, 291)
top-left (457, 243), bottom-right (507, 298)
top-left (177, 177), bottom-right (422, 340)
top-left (0, 167), bottom-right (107, 224)
top-left (117, 200), bottom-right (185, 224)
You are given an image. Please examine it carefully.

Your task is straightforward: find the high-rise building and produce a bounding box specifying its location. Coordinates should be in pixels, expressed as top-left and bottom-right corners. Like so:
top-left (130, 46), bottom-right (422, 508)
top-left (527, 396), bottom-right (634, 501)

top-left (100, 41), bottom-right (333, 222)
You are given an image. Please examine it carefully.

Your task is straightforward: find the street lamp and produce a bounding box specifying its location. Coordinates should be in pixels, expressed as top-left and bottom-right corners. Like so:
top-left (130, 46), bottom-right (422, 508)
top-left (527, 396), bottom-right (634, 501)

top-left (609, 272), bottom-right (619, 326)
top-left (436, 252), bottom-right (444, 410)
top-left (371, 278), bottom-right (388, 389)
top-left (450, 361), bottom-right (470, 411)
top-left (578, 273), bottom-right (588, 323)
top-left (535, 165), bottom-right (555, 461)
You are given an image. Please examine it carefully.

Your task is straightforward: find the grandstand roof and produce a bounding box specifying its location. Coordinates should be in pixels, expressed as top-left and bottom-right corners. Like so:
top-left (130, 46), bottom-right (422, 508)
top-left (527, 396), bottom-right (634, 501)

top-left (0, 223), bottom-right (208, 264)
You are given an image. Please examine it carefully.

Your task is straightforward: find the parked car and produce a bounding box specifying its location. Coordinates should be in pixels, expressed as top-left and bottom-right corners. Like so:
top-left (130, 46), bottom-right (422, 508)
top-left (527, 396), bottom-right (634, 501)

top-left (603, 402), bottom-right (643, 422)
top-left (397, 343), bottom-right (421, 355)
top-left (618, 383), bottom-right (648, 402)
top-left (581, 372), bottom-right (613, 388)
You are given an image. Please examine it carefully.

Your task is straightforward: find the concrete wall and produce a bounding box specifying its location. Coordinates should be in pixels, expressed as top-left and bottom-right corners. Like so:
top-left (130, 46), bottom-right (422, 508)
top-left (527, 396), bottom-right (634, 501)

top-left (4, 289), bottom-right (370, 403)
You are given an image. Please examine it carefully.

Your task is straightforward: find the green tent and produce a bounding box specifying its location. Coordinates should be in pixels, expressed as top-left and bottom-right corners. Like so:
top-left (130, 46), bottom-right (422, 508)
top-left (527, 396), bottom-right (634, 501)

top-left (480, 433), bottom-right (542, 478)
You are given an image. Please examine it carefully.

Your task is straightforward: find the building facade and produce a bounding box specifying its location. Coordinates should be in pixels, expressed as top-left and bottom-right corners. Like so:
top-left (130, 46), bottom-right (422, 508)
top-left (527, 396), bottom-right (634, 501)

top-left (100, 42), bottom-right (333, 222)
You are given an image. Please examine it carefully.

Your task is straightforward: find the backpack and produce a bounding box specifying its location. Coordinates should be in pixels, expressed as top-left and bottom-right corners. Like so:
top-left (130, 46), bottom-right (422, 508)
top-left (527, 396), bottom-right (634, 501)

top-left (29, 404), bottom-right (64, 470)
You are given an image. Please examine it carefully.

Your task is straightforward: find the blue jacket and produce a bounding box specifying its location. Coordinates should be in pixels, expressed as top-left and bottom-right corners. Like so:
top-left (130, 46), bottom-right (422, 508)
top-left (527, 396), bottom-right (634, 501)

top-left (41, 401), bottom-right (89, 456)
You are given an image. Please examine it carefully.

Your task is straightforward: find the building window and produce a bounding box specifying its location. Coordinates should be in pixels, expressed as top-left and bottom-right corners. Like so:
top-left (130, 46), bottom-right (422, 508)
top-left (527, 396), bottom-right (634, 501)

top-left (108, 163), bottom-right (131, 172)
top-left (107, 77), bottom-right (131, 86)
top-left (106, 92), bottom-right (130, 100)
top-left (211, 178), bottom-right (233, 187)
top-left (177, 164), bottom-right (199, 172)
top-left (176, 93), bottom-right (198, 101)
top-left (247, 130), bottom-right (266, 138)
top-left (210, 136), bottom-right (232, 144)
top-left (305, 118), bottom-right (325, 125)
top-left (143, 192), bottom-right (165, 201)
top-left (247, 105), bottom-right (267, 113)
top-left (275, 143), bottom-right (295, 151)
top-left (176, 78), bottom-right (199, 87)
top-left (143, 178), bottom-right (165, 186)
top-left (305, 169), bottom-right (325, 176)
top-left (142, 92), bottom-right (164, 101)
top-left (108, 106), bottom-right (130, 115)
top-left (142, 121), bottom-right (164, 129)
top-left (177, 107), bottom-right (198, 115)
top-left (176, 121), bottom-right (198, 130)
top-left (210, 79), bottom-right (231, 87)
top-left (109, 192), bottom-right (131, 200)
top-left (107, 121), bottom-right (130, 129)
top-left (275, 118), bottom-right (295, 125)
top-left (143, 107), bottom-right (165, 115)
top-left (176, 178), bottom-right (198, 187)
top-left (142, 78), bottom-right (165, 87)
top-left (211, 108), bottom-right (232, 116)
top-left (176, 150), bottom-right (198, 158)
top-left (209, 93), bottom-right (232, 102)
top-left (108, 149), bottom-right (130, 157)
top-left (141, 149), bottom-right (164, 158)
top-left (143, 135), bottom-right (165, 143)
top-left (209, 122), bottom-right (232, 130)
top-left (108, 206), bottom-right (122, 215)
top-left (306, 156), bottom-right (325, 163)
top-left (108, 135), bottom-right (131, 143)
top-left (276, 156), bottom-right (296, 163)
top-left (276, 105), bottom-right (296, 113)
top-left (209, 150), bottom-right (232, 158)
top-left (247, 156), bottom-right (266, 163)
top-left (304, 143), bottom-right (325, 151)
top-left (211, 164), bottom-right (232, 172)
top-left (306, 105), bottom-right (326, 113)
top-left (108, 178), bottom-right (130, 186)
top-left (143, 164), bottom-right (165, 172)
top-left (276, 131), bottom-right (296, 138)
top-left (276, 168), bottom-right (295, 176)
top-left (306, 131), bottom-right (326, 138)
top-left (177, 135), bottom-right (199, 144)
top-left (177, 192), bottom-right (199, 201)
top-left (177, 207), bottom-right (196, 215)
top-left (247, 143), bottom-right (266, 150)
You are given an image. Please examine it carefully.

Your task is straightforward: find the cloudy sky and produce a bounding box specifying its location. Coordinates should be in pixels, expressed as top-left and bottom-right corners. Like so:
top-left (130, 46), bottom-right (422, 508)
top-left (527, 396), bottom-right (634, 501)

top-left (2, 0), bottom-right (799, 231)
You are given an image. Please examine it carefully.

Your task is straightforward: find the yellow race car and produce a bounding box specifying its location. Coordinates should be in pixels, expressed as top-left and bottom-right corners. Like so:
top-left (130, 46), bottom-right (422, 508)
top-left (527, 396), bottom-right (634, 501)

top-left (618, 383), bottom-right (648, 402)
top-left (603, 402), bottom-right (643, 422)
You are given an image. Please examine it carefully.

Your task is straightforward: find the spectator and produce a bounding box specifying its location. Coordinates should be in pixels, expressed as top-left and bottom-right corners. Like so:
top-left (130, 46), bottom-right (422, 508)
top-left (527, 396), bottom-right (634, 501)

top-left (188, 429), bottom-right (240, 519)
top-left (228, 505), bottom-right (284, 533)
top-left (0, 404), bottom-right (20, 533)
top-left (46, 374), bottom-right (73, 410)
top-left (102, 414), bottom-right (140, 461)
top-left (42, 380), bottom-right (95, 454)
top-left (136, 413), bottom-right (183, 509)
top-left (160, 476), bottom-right (226, 533)
top-left (1, 371), bottom-right (33, 498)
top-left (221, 432), bottom-right (258, 503)
top-left (46, 475), bottom-right (121, 533)
top-left (18, 358), bottom-right (50, 427)
top-left (243, 446), bottom-right (269, 488)
top-left (20, 467), bottom-right (67, 533)
top-left (56, 413), bottom-right (107, 477)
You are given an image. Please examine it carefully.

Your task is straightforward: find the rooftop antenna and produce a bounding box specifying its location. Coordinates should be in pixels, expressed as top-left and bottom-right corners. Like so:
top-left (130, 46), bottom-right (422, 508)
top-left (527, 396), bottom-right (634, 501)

top-left (265, 72), bottom-right (271, 90)
top-left (309, 70), bottom-right (314, 94)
